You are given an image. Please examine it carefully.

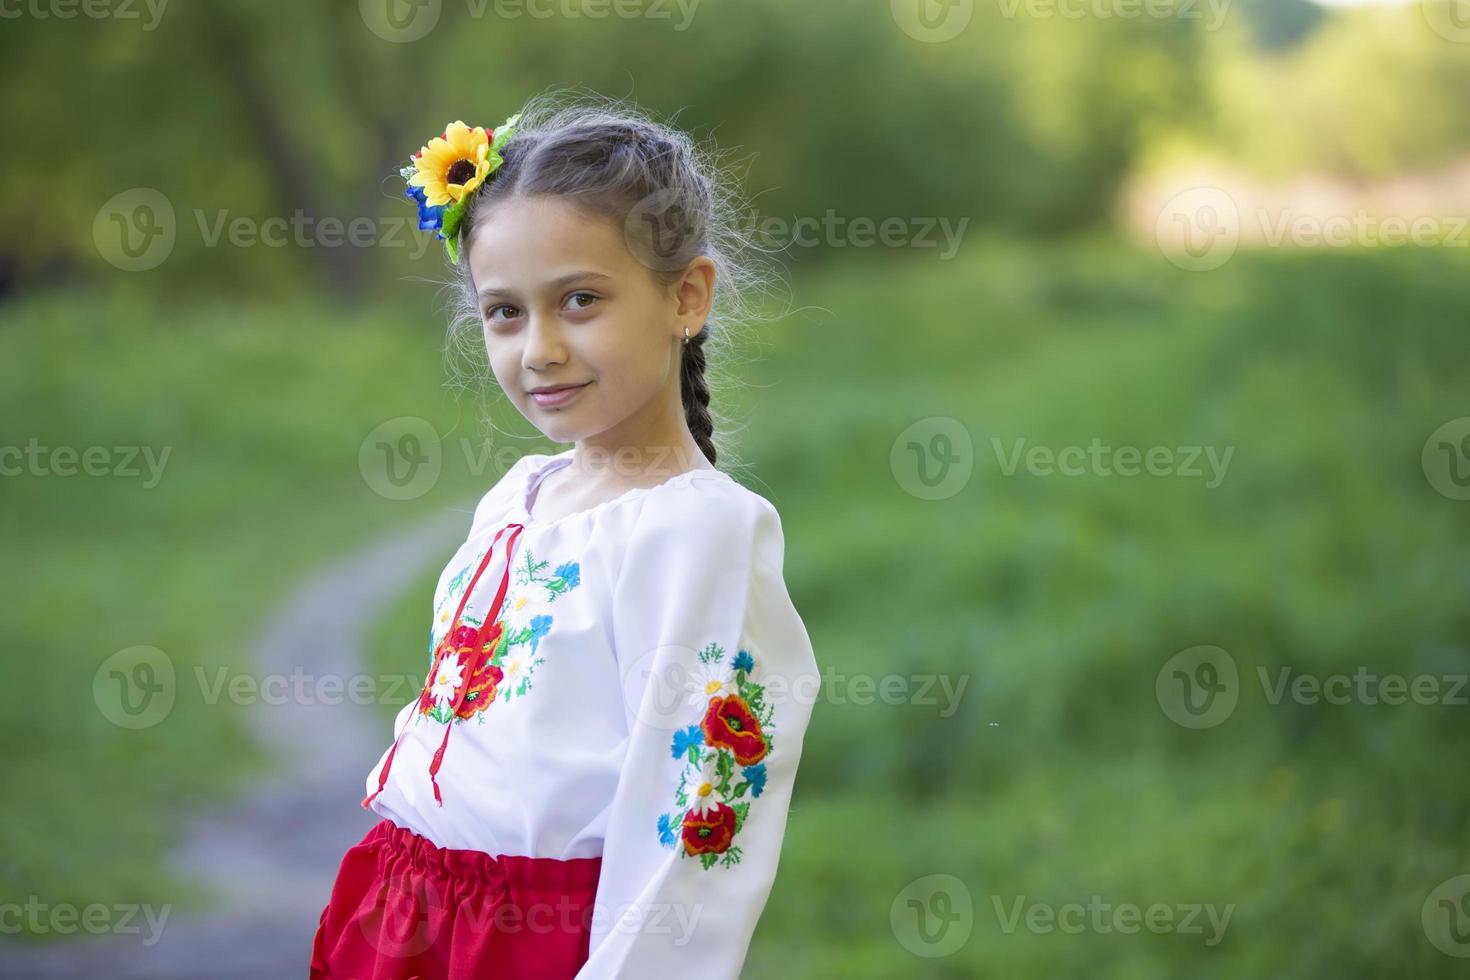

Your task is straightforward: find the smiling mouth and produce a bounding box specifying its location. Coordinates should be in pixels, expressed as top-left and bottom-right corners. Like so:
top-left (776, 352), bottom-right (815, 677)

top-left (528, 381), bottom-right (591, 407)
top-left (528, 382), bottom-right (589, 394)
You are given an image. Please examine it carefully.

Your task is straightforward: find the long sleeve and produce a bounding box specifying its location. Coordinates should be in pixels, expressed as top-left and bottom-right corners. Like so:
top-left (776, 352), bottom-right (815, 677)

top-left (573, 482), bottom-right (819, 979)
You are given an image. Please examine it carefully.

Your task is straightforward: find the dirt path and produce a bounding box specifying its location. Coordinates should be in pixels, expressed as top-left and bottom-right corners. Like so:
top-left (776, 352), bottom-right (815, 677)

top-left (0, 508), bottom-right (468, 978)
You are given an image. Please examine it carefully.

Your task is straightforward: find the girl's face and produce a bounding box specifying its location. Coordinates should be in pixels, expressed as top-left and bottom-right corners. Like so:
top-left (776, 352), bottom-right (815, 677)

top-left (466, 193), bottom-right (711, 456)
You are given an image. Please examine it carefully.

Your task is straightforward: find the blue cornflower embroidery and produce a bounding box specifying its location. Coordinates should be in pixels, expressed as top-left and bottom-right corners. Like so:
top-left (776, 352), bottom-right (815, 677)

top-left (671, 724), bottom-right (704, 760)
top-left (743, 763), bottom-right (767, 798)
top-left (657, 812), bottom-right (678, 847)
top-left (526, 614), bottom-right (552, 653)
top-left (554, 561), bottom-right (581, 591)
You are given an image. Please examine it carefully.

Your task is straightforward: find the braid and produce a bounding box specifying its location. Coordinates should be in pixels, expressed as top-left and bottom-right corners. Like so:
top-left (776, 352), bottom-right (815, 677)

top-left (680, 328), bottom-right (716, 466)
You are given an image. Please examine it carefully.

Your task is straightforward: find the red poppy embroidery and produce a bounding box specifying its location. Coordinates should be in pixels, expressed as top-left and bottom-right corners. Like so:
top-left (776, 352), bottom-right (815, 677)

top-left (700, 694), bottom-right (768, 766)
top-left (681, 803), bottom-right (737, 856)
top-left (456, 621), bottom-right (505, 720)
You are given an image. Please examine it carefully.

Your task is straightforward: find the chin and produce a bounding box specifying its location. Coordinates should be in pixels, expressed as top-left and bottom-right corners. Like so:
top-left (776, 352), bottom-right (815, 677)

top-left (528, 409), bottom-right (590, 444)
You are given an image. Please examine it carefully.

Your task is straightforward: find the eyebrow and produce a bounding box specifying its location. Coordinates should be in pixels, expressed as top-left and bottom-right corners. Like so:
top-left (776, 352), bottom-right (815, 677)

top-left (477, 271), bottom-right (611, 301)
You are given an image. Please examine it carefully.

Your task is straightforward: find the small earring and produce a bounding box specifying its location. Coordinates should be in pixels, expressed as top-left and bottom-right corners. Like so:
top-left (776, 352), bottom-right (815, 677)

top-left (683, 326), bottom-right (690, 345)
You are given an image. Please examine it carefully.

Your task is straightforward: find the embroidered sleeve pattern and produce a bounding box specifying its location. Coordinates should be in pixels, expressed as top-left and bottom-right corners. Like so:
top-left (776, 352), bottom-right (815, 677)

top-left (655, 643), bottom-right (773, 869)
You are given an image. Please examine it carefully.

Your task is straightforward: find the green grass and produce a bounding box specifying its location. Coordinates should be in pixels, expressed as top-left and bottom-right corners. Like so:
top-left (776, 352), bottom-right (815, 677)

top-left (8, 237), bottom-right (1470, 975)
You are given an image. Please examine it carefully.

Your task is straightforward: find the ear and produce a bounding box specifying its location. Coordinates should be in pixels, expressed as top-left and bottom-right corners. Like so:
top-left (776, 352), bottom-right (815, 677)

top-left (675, 256), bottom-right (716, 339)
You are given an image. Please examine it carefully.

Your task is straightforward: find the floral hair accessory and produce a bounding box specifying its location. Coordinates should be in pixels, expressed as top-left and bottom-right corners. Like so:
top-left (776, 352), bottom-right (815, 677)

top-left (401, 114), bottom-right (520, 263)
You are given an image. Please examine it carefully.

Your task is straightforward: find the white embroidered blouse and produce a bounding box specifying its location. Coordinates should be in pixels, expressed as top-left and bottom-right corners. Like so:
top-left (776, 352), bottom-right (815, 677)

top-left (362, 448), bottom-right (819, 979)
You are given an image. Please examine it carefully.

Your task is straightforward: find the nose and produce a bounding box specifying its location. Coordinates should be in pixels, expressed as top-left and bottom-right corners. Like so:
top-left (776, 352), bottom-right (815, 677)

top-left (521, 309), bottom-right (568, 373)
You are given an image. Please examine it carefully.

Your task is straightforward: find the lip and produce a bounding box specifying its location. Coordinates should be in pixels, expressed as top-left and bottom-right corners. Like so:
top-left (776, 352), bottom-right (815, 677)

top-left (528, 381), bottom-right (591, 408)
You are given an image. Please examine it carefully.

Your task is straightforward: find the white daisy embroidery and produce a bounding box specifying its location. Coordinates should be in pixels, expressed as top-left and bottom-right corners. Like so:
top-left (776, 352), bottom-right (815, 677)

top-left (430, 657), bottom-right (465, 707)
top-left (685, 752), bottom-right (723, 817)
top-left (503, 654), bottom-right (526, 683)
top-left (687, 662), bottom-right (735, 708)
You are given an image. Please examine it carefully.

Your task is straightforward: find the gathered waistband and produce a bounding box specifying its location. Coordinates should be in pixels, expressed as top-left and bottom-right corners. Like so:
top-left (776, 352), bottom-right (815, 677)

top-left (359, 818), bottom-right (603, 896)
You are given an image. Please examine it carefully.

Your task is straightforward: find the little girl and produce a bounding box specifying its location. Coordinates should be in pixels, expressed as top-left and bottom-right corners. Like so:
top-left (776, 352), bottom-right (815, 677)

top-left (309, 96), bottom-right (818, 979)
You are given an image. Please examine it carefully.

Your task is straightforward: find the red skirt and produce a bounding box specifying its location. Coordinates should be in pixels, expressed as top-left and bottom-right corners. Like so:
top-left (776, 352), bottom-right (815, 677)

top-left (310, 818), bottom-right (602, 980)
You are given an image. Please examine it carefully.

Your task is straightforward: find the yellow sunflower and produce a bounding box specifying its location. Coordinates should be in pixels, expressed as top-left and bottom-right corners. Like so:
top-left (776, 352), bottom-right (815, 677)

top-left (409, 120), bottom-right (493, 207)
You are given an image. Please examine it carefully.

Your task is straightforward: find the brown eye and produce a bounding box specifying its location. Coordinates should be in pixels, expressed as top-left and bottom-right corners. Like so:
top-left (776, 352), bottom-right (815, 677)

top-left (565, 291), bottom-right (598, 311)
top-left (486, 304), bottom-right (519, 323)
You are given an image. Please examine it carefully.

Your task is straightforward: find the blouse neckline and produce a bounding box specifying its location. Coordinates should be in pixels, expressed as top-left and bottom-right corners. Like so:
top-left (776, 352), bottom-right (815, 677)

top-left (514, 449), bottom-right (731, 527)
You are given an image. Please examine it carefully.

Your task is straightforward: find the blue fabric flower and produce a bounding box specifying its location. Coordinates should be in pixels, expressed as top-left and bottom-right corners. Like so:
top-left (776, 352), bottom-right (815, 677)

top-left (554, 562), bottom-right (581, 590)
top-left (743, 763), bottom-right (767, 798)
top-left (526, 614), bottom-right (552, 652)
top-left (405, 184), bottom-right (445, 232)
top-left (671, 724), bottom-right (704, 759)
top-left (732, 650), bottom-right (755, 673)
top-left (657, 812), bottom-right (677, 847)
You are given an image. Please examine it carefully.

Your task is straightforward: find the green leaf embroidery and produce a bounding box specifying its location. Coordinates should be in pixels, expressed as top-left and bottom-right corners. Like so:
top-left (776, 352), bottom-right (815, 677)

top-left (715, 748), bottom-right (733, 793)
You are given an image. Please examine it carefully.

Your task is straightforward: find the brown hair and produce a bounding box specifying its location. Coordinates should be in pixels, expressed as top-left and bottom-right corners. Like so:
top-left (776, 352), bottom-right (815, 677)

top-left (442, 90), bottom-right (779, 469)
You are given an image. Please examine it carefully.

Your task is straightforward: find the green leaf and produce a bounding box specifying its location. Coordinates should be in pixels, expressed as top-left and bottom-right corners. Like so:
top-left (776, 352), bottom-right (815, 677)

top-left (490, 113), bottom-right (520, 154)
top-left (732, 801), bottom-right (750, 832)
